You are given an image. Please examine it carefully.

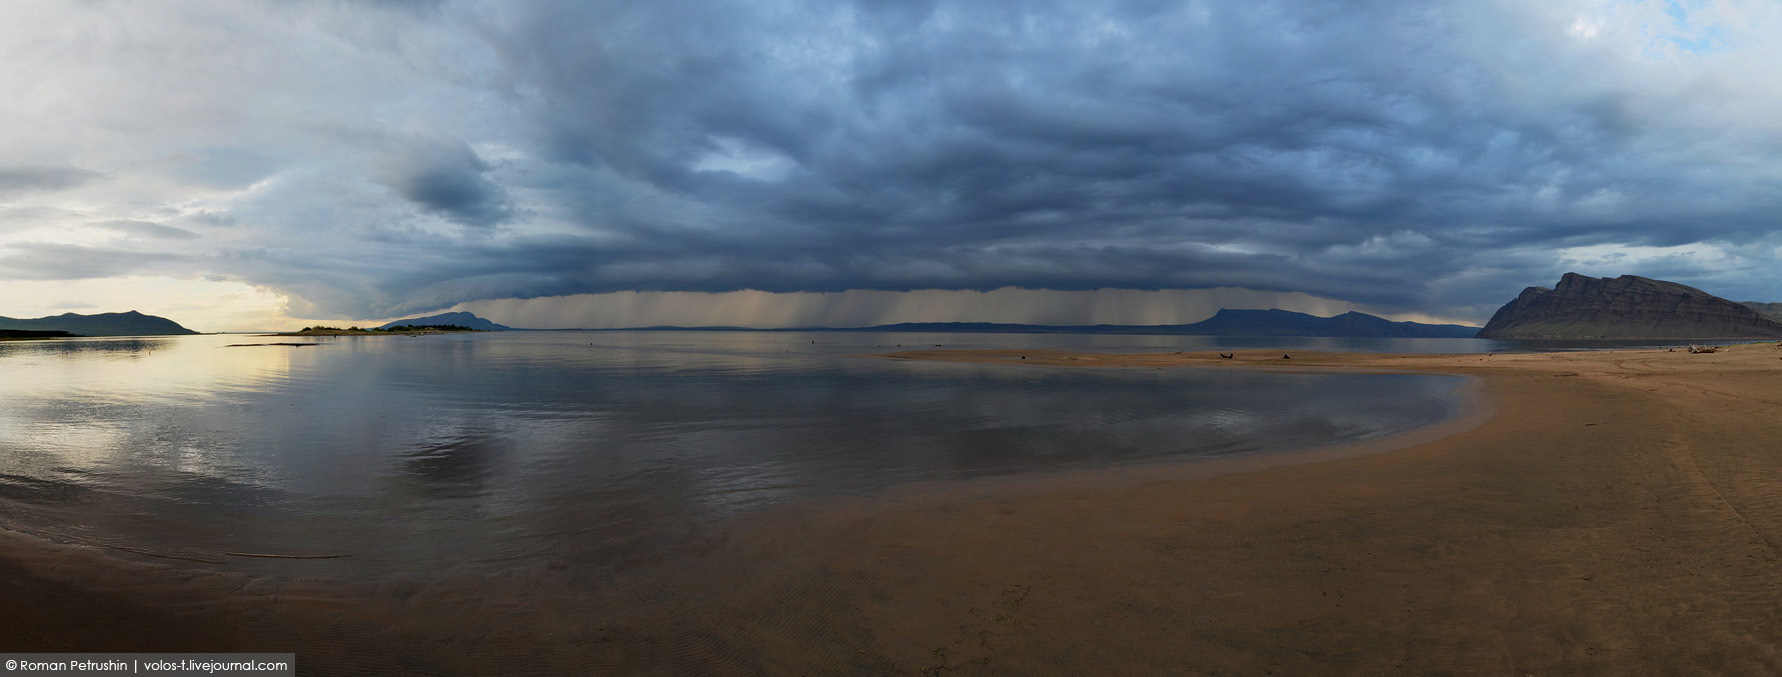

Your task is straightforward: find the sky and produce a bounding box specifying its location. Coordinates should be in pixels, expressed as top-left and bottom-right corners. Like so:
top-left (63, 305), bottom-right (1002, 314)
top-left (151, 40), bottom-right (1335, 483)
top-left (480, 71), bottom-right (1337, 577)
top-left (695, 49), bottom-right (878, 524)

top-left (3, 0), bottom-right (1782, 331)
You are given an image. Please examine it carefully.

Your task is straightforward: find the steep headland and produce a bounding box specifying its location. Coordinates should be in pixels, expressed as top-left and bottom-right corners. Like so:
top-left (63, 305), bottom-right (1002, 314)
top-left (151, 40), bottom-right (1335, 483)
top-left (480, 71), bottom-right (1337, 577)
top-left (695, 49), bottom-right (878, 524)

top-left (1477, 273), bottom-right (1782, 339)
top-left (0, 310), bottom-right (198, 337)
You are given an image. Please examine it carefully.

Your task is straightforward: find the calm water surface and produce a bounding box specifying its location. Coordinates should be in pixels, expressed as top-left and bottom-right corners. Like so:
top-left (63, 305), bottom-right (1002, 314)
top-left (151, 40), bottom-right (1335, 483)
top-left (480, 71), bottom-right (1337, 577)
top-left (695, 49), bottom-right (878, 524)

top-left (0, 331), bottom-right (1469, 579)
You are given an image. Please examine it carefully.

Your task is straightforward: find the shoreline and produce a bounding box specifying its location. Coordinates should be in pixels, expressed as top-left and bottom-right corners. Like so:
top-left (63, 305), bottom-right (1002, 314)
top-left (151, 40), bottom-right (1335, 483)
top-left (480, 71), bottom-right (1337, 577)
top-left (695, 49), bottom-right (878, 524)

top-left (5, 343), bottom-right (1782, 672)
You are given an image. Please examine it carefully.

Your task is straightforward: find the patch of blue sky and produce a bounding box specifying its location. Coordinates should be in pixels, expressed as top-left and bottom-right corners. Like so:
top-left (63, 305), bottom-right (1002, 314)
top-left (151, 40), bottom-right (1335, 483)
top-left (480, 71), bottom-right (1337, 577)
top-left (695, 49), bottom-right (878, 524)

top-left (1653, 0), bottom-right (1728, 54)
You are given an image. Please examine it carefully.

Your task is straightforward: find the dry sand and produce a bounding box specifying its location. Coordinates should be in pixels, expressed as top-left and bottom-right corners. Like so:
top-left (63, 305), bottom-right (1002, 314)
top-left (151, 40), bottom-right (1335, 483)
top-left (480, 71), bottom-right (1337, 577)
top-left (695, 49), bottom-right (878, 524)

top-left (6, 342), bottom-right (1782, 673)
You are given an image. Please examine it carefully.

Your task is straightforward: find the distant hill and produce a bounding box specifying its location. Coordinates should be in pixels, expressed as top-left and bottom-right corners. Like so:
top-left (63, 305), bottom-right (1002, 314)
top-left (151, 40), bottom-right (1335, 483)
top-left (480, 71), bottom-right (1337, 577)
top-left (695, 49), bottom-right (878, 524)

top-left (1163, 309), bottom-right (1480, 338)
top-left (1741, 301), bottom-right (1782, 324)
top-left (0, 310), bottom-right (198, 337)
top-left (1478, 273), bottom-right (1782, 339)
top-left (853, 310), bottom-right (1476, 338)
top-left (594, 310), bottom-right (1479, 338)
top-left (376, 311), bottom-right (511, 331)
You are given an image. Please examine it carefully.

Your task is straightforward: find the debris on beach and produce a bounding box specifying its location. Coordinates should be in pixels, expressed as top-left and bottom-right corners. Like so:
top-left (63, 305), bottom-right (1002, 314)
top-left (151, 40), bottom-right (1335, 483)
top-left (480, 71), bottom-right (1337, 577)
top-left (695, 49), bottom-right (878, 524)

top-left (224, 551), bottom-right (352, 559)
top-left (1688, 344), bottom-right (1718, 354)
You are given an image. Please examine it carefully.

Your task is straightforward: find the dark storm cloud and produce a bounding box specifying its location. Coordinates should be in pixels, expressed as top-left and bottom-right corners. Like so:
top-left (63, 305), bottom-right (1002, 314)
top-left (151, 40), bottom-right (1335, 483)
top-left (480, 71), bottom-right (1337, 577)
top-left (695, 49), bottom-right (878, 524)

top-left (372, 137), bottom-right (514, 227)
top-left (7, 1), bottom-right (1779, 322)
top-left (392, 0), bottom-right (1776, 318)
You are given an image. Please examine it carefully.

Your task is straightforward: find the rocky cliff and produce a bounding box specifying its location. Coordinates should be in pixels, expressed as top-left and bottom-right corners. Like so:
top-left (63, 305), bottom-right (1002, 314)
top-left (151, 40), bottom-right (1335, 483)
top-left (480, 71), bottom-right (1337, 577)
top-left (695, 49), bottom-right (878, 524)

top-left (1477, 273), bottom-right (1782, 339)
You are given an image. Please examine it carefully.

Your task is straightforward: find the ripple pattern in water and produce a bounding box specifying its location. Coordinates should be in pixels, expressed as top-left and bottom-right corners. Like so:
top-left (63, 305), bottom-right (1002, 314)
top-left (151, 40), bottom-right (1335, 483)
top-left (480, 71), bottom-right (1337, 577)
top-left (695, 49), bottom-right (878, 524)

top-left (0, 331), bottom-right (1466, 578)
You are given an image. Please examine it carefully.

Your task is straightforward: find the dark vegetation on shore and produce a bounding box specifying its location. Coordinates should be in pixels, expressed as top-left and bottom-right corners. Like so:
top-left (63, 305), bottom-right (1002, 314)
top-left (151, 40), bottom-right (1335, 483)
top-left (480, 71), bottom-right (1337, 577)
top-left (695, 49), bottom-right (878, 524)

top-left (0, 329), bottom-right (78, 340)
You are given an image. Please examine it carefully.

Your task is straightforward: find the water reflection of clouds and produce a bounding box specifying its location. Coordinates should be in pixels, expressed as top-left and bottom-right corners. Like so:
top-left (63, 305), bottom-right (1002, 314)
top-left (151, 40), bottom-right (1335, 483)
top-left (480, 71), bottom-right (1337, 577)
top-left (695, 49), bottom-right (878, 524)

top-left (0, 335), bottom-right (305, 405)
top-left (0, 331), bottom-right (1469, 579)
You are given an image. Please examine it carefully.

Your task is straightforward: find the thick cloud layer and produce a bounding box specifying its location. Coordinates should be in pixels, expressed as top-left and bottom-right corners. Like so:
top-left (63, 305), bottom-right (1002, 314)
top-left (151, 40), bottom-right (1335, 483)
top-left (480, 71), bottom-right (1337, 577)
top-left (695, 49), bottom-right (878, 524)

top-left (372, 136), bottom-right (514, 227)
top-left (457, 287), bottom-right (1377, 330)
top-left (3, 0), bottom-right (1782, 324)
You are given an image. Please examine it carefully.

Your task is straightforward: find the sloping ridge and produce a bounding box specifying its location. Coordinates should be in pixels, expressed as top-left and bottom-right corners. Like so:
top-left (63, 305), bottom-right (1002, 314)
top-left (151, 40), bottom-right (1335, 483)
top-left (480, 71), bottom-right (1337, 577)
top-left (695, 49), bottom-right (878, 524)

top-left (1477, 273), bottom-right (1782, 339)
top-left (0, 310), bottom-right (198, 337)
top-left (1176, 309), bottom-right (1479, 338)
top-left (376, 311), bottom-right (512, 331)
top-left (829, 310), bottom-right (1477, 338)
top-left (1741, 301), bottom-right (1782, 324)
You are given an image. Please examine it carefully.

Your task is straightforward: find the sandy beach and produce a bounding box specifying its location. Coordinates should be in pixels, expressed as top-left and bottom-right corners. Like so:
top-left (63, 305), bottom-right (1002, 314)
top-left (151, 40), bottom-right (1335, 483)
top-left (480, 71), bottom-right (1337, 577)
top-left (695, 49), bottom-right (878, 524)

top-left (6, 343), bottom-right (1782, 673)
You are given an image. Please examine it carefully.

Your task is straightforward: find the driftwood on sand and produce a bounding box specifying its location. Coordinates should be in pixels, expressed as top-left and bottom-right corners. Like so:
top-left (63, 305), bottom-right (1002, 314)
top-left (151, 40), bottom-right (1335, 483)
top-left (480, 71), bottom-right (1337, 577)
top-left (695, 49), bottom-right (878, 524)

top-left (224, 552), bottom-right (352, 559)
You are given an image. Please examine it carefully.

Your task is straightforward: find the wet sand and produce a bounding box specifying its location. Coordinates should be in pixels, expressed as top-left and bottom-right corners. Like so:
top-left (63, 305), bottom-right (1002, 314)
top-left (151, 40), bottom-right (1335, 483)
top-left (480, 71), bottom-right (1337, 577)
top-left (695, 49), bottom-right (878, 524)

top-left (7, 343), bottom-right (1782, 673)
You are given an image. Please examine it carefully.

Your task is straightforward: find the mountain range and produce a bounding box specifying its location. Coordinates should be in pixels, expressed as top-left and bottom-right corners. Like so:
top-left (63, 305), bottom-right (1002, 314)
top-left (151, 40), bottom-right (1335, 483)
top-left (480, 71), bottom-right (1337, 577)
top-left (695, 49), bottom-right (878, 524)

top-left (16, 279), bottom-right (1780, 341)
top-left (1148, 309), bottom-right (1479, 338)
top-left (0, 311), bottom-right (198, 337)
top-left (600, 309), bottom-right (1480, 338)
top-left (370, 280), bottom-right (1782, 340)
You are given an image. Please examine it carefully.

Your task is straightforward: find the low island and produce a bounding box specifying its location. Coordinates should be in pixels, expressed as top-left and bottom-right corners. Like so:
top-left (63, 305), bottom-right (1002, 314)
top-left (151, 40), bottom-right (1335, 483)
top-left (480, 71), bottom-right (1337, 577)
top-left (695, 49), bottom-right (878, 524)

top-left (0, 329), bottom-right (78, 340)
top-left (273, 324), bottom-right (484, 336)
top-left (271, 311), bottom-right (513, 336)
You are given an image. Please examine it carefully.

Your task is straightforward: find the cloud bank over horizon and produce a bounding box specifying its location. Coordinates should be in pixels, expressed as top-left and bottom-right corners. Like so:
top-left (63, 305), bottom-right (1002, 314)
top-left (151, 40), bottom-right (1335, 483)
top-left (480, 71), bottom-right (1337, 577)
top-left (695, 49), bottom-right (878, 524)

top-left (4, 1), bottom-right (1782, 329)
top-left (452, 286), bottom-right (1474, 330)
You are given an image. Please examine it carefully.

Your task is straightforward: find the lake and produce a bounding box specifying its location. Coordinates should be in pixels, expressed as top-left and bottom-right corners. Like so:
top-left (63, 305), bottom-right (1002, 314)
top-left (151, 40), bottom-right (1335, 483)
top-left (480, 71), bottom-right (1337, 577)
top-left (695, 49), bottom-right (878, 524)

top-left (0, 331), bottom-right (1473, 581)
